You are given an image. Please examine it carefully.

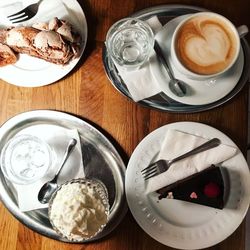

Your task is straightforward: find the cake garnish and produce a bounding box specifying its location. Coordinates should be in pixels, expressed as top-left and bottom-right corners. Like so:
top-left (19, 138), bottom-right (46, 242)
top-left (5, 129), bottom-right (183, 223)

top-left (190, 192), bottom-right (198, 199)
top-left (204, 182), bottom-right (221, 198)
top-left (166, 192), bottom-right (174, 199)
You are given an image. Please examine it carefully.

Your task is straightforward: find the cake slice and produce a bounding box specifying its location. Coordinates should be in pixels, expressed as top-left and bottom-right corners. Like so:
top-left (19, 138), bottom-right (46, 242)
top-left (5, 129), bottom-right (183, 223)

top-left (157, 166), bottom-right (225, 209)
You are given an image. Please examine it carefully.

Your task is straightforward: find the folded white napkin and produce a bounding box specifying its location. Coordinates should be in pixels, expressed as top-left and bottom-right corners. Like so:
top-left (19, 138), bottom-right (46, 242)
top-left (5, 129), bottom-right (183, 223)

top-left (114, 53), bottom-right (163, 101)
top-left (13, 126), bottom-right (85, 212)
top-left (146, 129), bottom-right (237, 194)
top-left (114, 16), bottom-right (166, 102)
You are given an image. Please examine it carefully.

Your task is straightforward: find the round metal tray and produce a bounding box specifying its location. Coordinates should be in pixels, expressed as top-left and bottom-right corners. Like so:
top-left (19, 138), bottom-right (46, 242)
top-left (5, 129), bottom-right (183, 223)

top-left (0, 110), bottom-right (127, 242)
top-left (102, 4), bottom-right (250, 113)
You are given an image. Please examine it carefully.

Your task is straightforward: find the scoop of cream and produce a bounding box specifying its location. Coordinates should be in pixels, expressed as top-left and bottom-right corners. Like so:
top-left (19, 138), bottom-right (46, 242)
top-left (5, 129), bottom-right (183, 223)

top-left (49, 181), bottom-right (109, 241)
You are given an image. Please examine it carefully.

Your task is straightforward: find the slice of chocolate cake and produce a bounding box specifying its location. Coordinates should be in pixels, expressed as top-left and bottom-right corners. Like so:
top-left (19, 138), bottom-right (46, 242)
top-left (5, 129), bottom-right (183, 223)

top-left (157, 166), bottom-right (224, 209)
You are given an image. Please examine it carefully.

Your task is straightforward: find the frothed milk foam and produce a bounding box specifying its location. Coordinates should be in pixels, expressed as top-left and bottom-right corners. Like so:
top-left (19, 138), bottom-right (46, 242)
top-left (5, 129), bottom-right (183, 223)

top-left (175, 15), bottom-right (238, 75)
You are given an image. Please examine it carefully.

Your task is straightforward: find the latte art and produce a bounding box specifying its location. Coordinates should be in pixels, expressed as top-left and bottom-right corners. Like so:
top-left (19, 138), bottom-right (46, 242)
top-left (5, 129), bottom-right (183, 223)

top-left (176, 16), bottom-right (238, 75)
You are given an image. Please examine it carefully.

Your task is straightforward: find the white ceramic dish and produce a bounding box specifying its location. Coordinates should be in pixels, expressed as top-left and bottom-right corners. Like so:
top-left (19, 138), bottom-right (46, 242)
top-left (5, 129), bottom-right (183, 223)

top-left (154, 15), bottom-right (244, 105)
top-left (0, 0), bottom-right (87, 87)
top-left (126, 121), bottom-right (250, 249)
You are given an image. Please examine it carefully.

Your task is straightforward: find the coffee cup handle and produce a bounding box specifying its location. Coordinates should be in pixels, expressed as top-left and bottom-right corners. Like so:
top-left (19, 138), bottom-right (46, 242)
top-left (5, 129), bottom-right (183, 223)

top-left (237, 25), bottom-right (249, 38)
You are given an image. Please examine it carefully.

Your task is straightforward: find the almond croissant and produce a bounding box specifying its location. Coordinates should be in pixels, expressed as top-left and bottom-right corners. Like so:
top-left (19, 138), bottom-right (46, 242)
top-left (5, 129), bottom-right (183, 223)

top-left (0, 18), bottom-right (80, 65)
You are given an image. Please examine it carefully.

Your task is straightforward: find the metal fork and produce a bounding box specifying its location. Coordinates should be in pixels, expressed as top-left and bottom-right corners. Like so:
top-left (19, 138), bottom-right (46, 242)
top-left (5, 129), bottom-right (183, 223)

top-left (7, 0), bottom-right (43, 24)
top-left (141, 138), bottom-right (221, 180)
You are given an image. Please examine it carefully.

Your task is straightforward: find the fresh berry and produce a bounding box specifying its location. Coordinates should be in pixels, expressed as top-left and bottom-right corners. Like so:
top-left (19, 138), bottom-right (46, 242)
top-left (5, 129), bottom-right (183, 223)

top-left (190, 192), bottom-right (198, 199)
top-left (204, 182), bottom-right (221, 198)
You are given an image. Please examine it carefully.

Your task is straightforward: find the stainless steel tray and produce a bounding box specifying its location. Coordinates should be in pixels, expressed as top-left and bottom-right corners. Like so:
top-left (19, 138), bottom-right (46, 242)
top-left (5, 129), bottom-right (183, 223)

top-left (102, 4), bottom-right (250, 113)
top-left (0, 110), bottom-right (127, 242)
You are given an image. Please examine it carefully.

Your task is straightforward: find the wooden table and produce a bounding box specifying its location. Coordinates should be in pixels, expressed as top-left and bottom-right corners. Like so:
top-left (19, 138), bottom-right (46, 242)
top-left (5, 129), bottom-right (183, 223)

top-left (0, 0), bottom-right (249, 249)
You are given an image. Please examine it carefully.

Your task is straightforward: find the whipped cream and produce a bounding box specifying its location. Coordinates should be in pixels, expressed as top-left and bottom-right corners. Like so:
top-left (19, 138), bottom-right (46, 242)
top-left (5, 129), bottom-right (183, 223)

top-left (49, 180), bottom-right (109, 241)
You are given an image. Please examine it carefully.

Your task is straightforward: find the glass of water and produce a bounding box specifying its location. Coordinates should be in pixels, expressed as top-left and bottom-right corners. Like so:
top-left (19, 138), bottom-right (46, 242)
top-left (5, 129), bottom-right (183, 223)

top-left (106, 18), bottom-right (154, 69)
top-left (0, 134), bottom-right (52, 185)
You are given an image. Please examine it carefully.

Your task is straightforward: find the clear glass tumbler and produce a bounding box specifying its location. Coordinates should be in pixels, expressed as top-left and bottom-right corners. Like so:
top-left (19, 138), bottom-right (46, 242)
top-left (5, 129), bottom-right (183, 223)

top-left (0, 134), bottom-right (52, 185)
top-left (106, 18), bottom-right (154, 69)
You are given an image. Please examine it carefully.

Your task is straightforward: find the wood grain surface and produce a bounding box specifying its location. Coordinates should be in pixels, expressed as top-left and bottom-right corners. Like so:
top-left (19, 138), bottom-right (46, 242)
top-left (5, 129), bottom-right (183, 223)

top-left (0, 0), bottom-right (249, 250)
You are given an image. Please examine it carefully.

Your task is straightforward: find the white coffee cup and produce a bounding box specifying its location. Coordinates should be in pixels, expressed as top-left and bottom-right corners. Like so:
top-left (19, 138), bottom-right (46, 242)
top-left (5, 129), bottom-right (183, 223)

top-left (170, 12), bottom-right (248, 80)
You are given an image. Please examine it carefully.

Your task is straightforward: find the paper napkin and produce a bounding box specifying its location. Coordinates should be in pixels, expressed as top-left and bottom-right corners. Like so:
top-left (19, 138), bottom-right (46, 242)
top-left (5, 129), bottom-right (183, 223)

top-left (113, 16), bottom-right (166, 102)
top-left (13, 127), bottom-right (85, 212)
top-left (146, 129), bottom-right (237, 194)
top-left (114, 53), bottom-right (163, 101)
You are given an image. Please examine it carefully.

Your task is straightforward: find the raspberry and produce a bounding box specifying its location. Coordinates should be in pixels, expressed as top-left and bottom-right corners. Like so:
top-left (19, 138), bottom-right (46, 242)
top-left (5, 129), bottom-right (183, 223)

top-left (204, 182), bottom-right (220, 198)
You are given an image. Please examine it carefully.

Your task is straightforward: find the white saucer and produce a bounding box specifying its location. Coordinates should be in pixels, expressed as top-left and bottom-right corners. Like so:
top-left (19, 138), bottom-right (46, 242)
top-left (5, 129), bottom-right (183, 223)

top-left (125, 122), bottom-right (250, 249)
top-left (0, 0), bottom-right (87, 87)
top-left (153, 15), bottom-right (244, 105)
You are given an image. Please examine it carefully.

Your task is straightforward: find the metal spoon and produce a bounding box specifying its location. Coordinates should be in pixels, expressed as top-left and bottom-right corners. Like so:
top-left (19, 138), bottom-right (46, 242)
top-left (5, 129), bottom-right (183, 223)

top-left (38, 138), bottom-right (77, 204)
top-left (154, 41), bottom-right (187, 97)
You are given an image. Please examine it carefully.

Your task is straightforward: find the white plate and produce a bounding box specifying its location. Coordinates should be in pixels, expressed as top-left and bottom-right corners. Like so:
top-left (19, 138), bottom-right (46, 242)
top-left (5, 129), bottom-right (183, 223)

top-left (0, 0), bottom-right (87, 87)
top-left (153, 15), bottom-right (244, 105)
top-left (125, 122), bottom-right (250, 249)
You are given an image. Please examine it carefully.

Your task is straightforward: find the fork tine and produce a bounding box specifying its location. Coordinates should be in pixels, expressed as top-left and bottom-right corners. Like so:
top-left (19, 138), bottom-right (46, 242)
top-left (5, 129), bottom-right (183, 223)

top-left (9, 13), bottom-right (27, 22)
top-left (11, 16), bottom-right (31, 24)
top-left (143, 171), bottom-right (158, 180)
top-left (144, 171), bottom-right (159, 180)
top-left (7, 9), bottom-right (26, 18)
top-left (141, 162), bottom-right (157, 173)
top-left (142, 167), bottom-right (157, 178)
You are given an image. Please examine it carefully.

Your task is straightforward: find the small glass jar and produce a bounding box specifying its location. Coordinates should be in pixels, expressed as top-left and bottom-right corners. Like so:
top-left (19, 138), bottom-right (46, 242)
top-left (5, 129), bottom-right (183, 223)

top-left (0, 134), bottom-right (52, 185)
